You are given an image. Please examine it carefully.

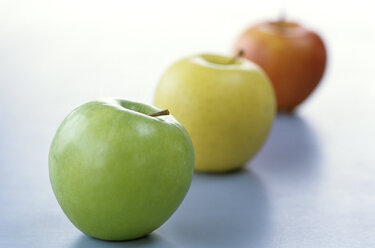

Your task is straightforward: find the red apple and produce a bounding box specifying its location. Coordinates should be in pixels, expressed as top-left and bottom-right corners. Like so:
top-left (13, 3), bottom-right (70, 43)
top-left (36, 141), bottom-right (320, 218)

top-left (234, 20), bottom-right (327, 111)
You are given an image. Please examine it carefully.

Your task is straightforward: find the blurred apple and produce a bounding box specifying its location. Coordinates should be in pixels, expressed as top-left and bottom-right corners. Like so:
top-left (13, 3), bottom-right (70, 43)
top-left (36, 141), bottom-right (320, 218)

top-left (234, 20), bottom-right (327, 111)
top-left (154, 54), bottom-right (275, 172)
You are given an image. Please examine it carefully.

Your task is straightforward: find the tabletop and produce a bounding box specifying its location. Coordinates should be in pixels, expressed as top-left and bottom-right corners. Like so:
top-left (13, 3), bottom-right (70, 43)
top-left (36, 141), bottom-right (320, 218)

top-left (1, 0), bottom-right (375, 247)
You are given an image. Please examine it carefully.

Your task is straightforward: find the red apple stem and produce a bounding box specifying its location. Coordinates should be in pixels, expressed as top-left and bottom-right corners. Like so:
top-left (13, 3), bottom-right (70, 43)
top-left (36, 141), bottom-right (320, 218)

top-left (149, 109), bottom-right (170, 117)
top-left (278, 11), bottom-right (286, 31)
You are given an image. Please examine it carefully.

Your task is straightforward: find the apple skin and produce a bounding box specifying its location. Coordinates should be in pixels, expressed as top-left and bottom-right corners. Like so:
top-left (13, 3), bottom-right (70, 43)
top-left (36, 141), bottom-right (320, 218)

top-left (154, 54), bottom-right (275, 172)
top-left (234, 21), bottom-right (327, 111)
top-left (49, 98), bottom-right (194, 241)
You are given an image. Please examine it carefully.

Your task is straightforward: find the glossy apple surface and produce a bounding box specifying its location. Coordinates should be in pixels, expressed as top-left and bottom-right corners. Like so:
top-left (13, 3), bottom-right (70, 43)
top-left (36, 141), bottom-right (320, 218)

top-left (234, 20), bottom-right (327, 111)
top-left (49, 98), bottom-right (194, 240)
top-left (154, 54), bottom-right (275, 172)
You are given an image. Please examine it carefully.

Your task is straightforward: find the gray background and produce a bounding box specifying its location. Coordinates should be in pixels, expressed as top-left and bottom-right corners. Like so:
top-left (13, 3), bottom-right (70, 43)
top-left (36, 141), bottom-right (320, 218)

top-left (1, 0), bottom-right (375, 247)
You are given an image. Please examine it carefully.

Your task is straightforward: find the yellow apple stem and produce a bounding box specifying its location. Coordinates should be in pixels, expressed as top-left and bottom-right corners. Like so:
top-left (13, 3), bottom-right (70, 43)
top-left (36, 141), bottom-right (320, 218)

top-left (227, 50), bottom-right (244, 64)
top-left (149, 109), bottom-right (170, 117)
top-left (236, 49), bottom-right (244, 58)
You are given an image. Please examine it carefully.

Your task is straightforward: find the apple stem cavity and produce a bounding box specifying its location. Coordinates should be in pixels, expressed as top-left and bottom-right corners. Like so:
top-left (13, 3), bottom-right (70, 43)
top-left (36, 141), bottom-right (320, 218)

top-left (149, 109), bottom-right (170, 117)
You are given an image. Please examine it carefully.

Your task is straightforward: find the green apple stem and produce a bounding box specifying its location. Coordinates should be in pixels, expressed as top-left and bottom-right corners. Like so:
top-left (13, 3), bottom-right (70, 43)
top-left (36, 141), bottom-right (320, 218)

top-left (149, 109), bottom-right (170, 117)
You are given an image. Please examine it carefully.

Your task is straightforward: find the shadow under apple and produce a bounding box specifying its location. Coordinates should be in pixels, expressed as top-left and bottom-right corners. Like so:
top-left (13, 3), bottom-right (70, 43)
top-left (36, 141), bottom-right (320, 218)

top-left (251, 113), bottom-right (321, 185)
top-left (157, 169), bottom-right (269, 247)
top-left (71, 232), bottom-right (174, 248)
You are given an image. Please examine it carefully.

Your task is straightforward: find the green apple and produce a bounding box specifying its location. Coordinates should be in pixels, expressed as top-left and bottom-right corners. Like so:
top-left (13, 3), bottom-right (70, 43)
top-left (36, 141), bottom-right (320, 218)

top-left (154, 54), bottom-right (275, 172)
top-left (49, 98), bottom-right (194, 241)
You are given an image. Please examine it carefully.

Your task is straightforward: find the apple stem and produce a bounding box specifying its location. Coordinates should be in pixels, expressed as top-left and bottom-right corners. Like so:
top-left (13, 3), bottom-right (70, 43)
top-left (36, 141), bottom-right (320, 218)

top-left (236, 49), bottom-right (244, 58)
top-left (228, 50), bottom-right (244, 64)
top-left (149, 109), bottom-right (170, 117)
top-left (278, 11), bottom-right (286, 31)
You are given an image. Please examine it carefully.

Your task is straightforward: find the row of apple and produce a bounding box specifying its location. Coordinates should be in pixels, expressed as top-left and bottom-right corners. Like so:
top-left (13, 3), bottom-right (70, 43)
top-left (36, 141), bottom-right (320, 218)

top-left (48, 19), bottom-right (327, 241)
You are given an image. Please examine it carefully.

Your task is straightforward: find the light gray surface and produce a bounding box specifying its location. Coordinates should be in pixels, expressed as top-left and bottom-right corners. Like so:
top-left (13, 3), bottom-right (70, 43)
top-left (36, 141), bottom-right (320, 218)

top-left (1, 114), bottom-right (375, 248)
top-left (1, 0), bottom-right (375, 247)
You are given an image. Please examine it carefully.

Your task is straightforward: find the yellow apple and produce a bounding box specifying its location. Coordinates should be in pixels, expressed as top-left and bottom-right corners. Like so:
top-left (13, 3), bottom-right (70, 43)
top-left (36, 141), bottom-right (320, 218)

top-left (154, 54), bottom-right (275, 172)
